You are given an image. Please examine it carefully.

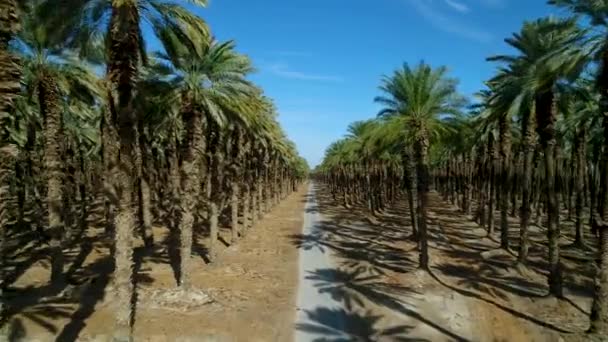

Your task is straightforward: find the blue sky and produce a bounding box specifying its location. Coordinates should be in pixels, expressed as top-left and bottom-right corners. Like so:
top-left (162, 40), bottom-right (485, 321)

top-left (187, 0), bottom-right (559, 167)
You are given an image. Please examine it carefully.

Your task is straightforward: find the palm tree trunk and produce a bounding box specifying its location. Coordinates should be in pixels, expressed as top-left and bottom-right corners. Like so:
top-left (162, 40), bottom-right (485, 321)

top-left (403, 147), bottom-right (418, 239)
top-left (0, 15), bottom-right (20, 336)
top-left (257, 170), bottom-right (263, 219)
top-left (137, 122), bottom-right (153, 248)
top-left (251, 173), bottom-right (258, 227)
top-left (243, 183), bottom-right (251, 232)
top-left (574, 127), bottom-right (586, 248)
top-left (487, 135), bottom-right (496, 235)
top-left (478, 146), bottom-right (488, 227)
top-left (168, 136), bottom-right (180, 230)
top-left (0, 145), bottom-right (16, 338)
top-left (208, 201), bottom-right (218, 261)
top-left (536, 90), bottom-right (562, 298)
top-left (230, 182), bottom-right (239, 244)
top-left (178, 104), bottom-right (203, 287)
top-left (499, 114), bottom-right (511, 250)
top-left (589, 46), bottom-right (608, 334)
top-left (63, 142), bottom-right (76, 242)
top-left (112, 136), bottom-right (136, 340)
top-left (39, 72), bottom-right (65, 288)
top-left (414, 132), bottom-right (430, 270)
top-left (590, 147), bottom-right (600, 227)
top-left (77, 148), bottom-right (88, 230)
top-left (555, 145), bottom-right (562, 230)
top-left (518, 108), bottom-right (535, 264)
top-left (107, 3), bottom-right (142, 338)
top-left (102, 102), bottom-right (118, 236)
top-left (510, 153), bottom-right (519, 217)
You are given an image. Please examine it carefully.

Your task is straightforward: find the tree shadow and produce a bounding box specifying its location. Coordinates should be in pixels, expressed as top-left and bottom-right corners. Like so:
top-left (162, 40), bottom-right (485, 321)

top-left (4, 253), bottom-right (112, 339)
top-left (54, 263), bottom-right (111, 341)
top-left (305, 267), bottom-right (469, 342)
top-left (296, 307), bottom-right (427, 342)
top-left (427, 270), bottom-right (571, 334)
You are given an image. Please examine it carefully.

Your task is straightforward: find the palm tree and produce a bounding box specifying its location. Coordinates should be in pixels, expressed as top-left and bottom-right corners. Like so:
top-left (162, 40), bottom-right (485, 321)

top-left (476, 79), bottom-right (516, 250)
top-left (549, 0), bottom-right (608, 333)
top-left (556, 79), bottom-right (598, 249)
top-left (488, 18), bottom-right (586, 297)
top-left (16, 4), bottom-right (101, 289)
top-left (157, 37), bottom-right (258, 281)
top-left (0, 0), bottom-right (21, 337)
top-left (375, 62), bottom-right (464, 269)
top-left (38, 0), bottom-right (209, 336)
top-left (369, 115), bottom-right (418, 238)
top-left (0, 0), bottom-right (21, 117)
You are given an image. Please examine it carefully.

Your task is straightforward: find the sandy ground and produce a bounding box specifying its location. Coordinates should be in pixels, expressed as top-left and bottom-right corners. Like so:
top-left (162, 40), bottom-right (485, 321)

top-left (292, 183), bottom-right (596, 342)
top-left (6, 185), bottom-right (308, 342)
top-left (293, 184), bottom-right (478, 341)
top-left (5, 180), bottom-right (599, 341)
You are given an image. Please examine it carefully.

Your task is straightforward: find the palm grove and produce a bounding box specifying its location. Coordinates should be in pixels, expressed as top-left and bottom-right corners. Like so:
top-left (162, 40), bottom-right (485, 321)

top-left (318, 2), bottom-right (608, 337)
top-left (0, 0), bottom-right (308, 340)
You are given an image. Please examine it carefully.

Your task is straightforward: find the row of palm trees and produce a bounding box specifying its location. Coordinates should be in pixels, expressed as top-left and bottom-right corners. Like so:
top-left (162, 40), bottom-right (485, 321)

top-left (318, 2), bottom-right (608, 336)
top-left (0, 0), bottom-right (308, 340)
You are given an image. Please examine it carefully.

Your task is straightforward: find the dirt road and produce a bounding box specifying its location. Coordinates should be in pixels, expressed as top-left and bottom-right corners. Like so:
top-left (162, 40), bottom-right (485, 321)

top-left (291, 183), bottom-right (589, 341)
top-left (293, 183), bottom-right (475, 341)
top-left (294, 184), bottom-right (349, 341)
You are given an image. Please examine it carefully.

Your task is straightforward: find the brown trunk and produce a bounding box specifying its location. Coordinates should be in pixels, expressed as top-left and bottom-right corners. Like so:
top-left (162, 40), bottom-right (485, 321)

top-left (589, 43), bottom-right (608, 335)
top-left (168, 136), bottom-right (180, 230)
top-left (518, 106), bottom-right (535, 264)
top-left (499, 113), bottom-right (511, 250)
top-left (414, 130), bottom-right (430, 270)
top-left (487, 135), bottom-right (496, 235)
top-left (107, 2), bottom-right (141, 338)
top-left (0, 145), bottom-right (16, 337)
top-left (137, 122), bottom-right (153, 248)
top-left (574, 127), bottom-right (586, 247)
top-left (208, 202), bottom-right (218, 261)
top-left (178, 102), bottom-right (203, 288)
top-left (230, 182), bottom-right (239, 244)
top-left (251, 172), bottom-right (258, 227)
top-left (39, 72), bottom-right (65, 288)
top-left (102, 103), bottom-right (118, 236)
top-left (403, 147), bottom-right (418, 239)
top-left (243, 183), bottom-right (251, 232)
top-left (536, 90), bottom-right (562, 298)
top-left (257, 169), bottom-right (263, 219)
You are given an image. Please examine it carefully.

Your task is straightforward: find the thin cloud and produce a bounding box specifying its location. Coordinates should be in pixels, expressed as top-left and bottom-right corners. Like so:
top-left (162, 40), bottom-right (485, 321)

top-left (266, 63), bottom-right (343, 82)
top-left (410, 0), bottom-right (492, 42)
top-left (444, 0), bottom-right (469, 13)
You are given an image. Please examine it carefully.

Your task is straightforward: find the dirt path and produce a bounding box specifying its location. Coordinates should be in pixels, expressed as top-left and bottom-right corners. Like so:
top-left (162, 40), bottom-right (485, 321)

top-left (293, 183), bottom-right (474, 341)
top-left (294, 184), bottom-right (350, 342)
top-left (292, 183), bottom-right (595, 341)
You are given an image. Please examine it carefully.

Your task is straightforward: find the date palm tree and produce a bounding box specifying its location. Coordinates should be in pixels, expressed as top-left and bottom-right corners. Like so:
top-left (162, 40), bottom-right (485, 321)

top-left (488, 17), bottom-right (586, 297)
top-left (16, 4), bottom-right (101, 290)
top-left (38, 0), bottom-right (209, 337)
top-left (549, 0), bottom-right (608, 333)
top-left (475, 78), bottom-right (517, 250)
top-left (156, 37), bottom-right (258, 284)
top-left (0, 0), bottom-right (21, 337)
top-left (375, 62), bottom-right (465, 270)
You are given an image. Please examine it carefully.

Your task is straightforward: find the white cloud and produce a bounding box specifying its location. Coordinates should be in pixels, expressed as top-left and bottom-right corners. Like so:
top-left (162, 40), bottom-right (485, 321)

top-left (409, 0), bottom-right (492, 42)
top-left (444, 0), bottom-right (469, 13)
top-left (266, 63), bottom-right (343, 82)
